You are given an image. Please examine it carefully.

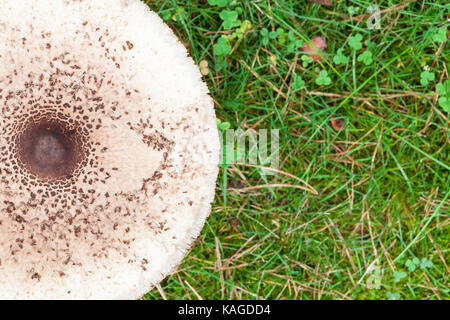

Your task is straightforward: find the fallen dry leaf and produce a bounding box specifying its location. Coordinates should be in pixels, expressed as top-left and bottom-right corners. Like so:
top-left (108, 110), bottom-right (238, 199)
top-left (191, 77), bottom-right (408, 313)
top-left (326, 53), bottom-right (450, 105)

top-left (199, 60), bottom-right (210, 76)
top-left (308, 0), bottom-right (334, 7)
top-left (330, 117), bottom-right (345, 131)
top-left (302, 36), bottom-right (327, 62)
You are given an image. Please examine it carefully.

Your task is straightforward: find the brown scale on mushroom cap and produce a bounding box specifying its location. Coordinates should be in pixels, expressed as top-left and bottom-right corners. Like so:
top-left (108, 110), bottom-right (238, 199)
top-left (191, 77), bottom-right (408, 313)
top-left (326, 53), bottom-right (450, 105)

top-left (0, 0), bottom-right (219, 299)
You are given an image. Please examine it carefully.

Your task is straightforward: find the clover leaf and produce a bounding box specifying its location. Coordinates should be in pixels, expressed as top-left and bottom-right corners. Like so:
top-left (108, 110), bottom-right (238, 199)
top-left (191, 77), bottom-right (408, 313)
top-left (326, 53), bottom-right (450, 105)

top-left (215, 59), bottom-right (228, 71)
top-left (333, 48), bottom-right (349, 65)
top-left (217, 119), bottom-right (231, 131)
top-left (301, 54), bottom-right (314, 68)
top-left (365, 40), bottom-right (376, 51)
top-left (232, 20), bottom-right (252, 39)
top-left (405, 257), bottom-right (420, 272)
top-left (276, 28), bottom-right (288, 45)
top-left (214, 37), bottom-right (231, 56)
top-left (288, 30), bottom-right (297, 42)
top-left (420, 258), bottom-right (433, 270)
top-left (386, 292), bottom-right (401, 300)
top-left (393, 271), bottom-right (407, 283)
top-left (208, 0), bottom-right (230, 7)
top-left (292, 74), bottom-right (305, 91)
top-left (357, 50), bottom-right (373, 65)
top-left (436, 80), bottom-right (450, 112)
top-left (420, 70), bottom-right (435, 86)
top-left (349, 34), bottom-right (363, 51)
top-left (315, 70), bottom-right (331, 86)
top-left (432, 27), bottom-right (447, 43)
top-left (260, 28), bottom-right (278, 46)
top-left (286, 31), bottom-right (303, 53)
top-left (219, 9), bottom-right (240, 30)
top-left (347, 6), bottom-right (360, 16)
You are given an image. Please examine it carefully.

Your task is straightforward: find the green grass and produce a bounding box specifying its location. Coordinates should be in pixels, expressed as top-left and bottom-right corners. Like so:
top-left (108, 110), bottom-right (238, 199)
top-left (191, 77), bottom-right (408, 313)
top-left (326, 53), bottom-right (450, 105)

top-left (142, 0), bottom-right (449, 300)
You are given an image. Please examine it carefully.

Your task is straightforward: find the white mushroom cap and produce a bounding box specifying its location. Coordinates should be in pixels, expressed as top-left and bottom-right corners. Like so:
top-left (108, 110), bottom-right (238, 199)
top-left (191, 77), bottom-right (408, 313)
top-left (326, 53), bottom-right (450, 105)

top-left (0, 0), bottom-right (219, 299)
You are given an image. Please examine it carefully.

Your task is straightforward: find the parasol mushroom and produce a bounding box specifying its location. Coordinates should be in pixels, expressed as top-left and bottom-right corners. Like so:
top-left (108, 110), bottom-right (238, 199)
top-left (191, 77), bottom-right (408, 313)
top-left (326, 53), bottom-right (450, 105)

top-left (0, 0), bottom-right (220, 299)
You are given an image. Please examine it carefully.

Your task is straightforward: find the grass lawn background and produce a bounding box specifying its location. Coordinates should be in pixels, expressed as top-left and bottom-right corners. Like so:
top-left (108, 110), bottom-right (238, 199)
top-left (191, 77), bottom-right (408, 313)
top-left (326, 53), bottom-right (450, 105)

top-left (142, 0), bottom-right (449, 300)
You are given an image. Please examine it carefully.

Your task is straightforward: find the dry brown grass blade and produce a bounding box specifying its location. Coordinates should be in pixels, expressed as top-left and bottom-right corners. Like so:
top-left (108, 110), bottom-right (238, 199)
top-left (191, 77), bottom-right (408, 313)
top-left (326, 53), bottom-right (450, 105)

top-left (234, 162), bottom-right (318, 194)
top-left (231, 183), bottom-right (318, 195)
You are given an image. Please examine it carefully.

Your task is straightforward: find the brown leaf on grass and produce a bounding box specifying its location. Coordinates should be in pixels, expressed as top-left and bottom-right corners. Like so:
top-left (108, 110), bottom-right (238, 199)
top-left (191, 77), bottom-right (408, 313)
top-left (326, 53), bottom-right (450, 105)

top-left (302, 36), bottom-right (327, 62)
top-left (199, 60), bottom-right (209, 76)
top-left (308, 0), bottom-right (334, 7)
top-left (330, 118), bottom-right (345, 131)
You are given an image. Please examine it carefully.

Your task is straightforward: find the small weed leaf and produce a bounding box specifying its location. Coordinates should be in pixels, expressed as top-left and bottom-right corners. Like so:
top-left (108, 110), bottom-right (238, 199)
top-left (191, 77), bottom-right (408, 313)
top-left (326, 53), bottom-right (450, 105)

top-left (301, 54), bottom-right (314, 68)
top-left (217, 119), bottom-right (231, 131)
top-left (207, 0), bottom-right (230, 7)
top-left (393, 271), bottom-right (407, 283)
top-left (220, 9), bottom-right (240, 30)
top-left (432, 27), bottom-right (447, 43)
top-left (292, 74), bottom-right (305, 91)
top-left (436, 80), bottom-right (450, 112)
top-left (316, 70), bottom-right (331, 86)
top-left (215, 59), bottom-right (228, 71)
top-left (276, 28), bottom-right (288, 44)
top-left (287, 41), bottom-right (303, 54)
top-left (269, 55), bottom-right (277, 65)
top-left (420, 70), bottom-right (435, 86)
top-left (288, 30), bottom-right (296, 42)
top-left (160, 10), bottom-right (172, 21)
top-left (260, 28), bottom-right (278, 46)
top-left (347, 6), bottom-right (360, 16)
top-left (357, 50), bottom-right (373, 65)
top-left (405, 257), bottom-right (420, 272)
top-left (349, 34), bottom-right (363, 51)
top-left (214, 37), bottom-right (231, 56)
top-left (365, 40), bottom-right (376, 51)
top-left (260, 28), bottom-right (269, 45)
top-left (333, 48), bottom-right (349, 65)
top-left (386, 292), bottom-right (401, 300)
top-left (438, 97), bottom-right (450, 112)
top-left (420, 258), bottom-right (433, 270)
top-left (171, 7), bottom-right (187, 22)
top-left (232, 20), bottom-right (252, 39)
top-left (286, 31), bottom-right (303, 53)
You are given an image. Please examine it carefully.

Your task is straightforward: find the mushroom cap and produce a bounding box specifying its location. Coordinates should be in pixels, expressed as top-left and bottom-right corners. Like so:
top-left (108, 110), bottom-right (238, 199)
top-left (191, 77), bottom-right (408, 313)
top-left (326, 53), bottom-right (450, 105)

top-left (0, 0), bottom-right (219, 299)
